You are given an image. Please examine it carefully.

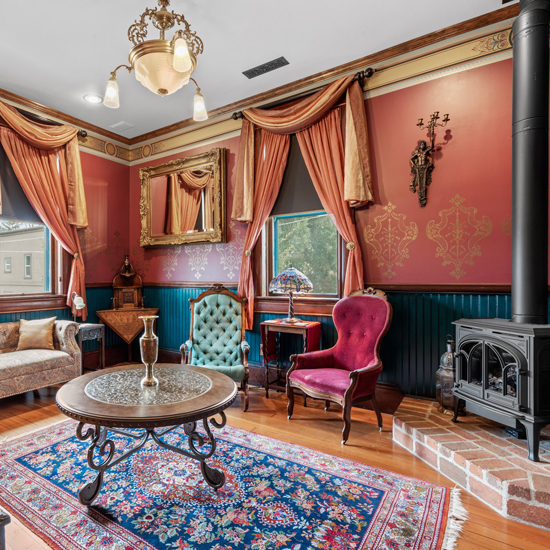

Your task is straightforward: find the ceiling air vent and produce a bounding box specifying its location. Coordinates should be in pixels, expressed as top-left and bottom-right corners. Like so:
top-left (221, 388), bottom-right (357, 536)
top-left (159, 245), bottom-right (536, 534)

top-left (109, 121), bottom-right (135, 132)
top-left (243, 57), bottom-right (289, 79)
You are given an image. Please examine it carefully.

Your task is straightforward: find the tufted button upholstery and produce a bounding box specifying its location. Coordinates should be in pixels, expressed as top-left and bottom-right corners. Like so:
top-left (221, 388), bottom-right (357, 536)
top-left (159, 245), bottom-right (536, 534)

top-left (190, 293), bottom-right (243, 368)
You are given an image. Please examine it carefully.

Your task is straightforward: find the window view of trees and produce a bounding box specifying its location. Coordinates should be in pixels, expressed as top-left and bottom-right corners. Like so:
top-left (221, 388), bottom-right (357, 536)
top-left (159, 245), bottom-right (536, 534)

top-left (273, 212), bottom-right (338, 295)
top-left (0, 220), bottom-right (50, 295)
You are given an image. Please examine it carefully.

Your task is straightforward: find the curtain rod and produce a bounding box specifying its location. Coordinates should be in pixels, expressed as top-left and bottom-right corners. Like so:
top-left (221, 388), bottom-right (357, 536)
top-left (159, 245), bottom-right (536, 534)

top-left (231, 68), bottom-right (376, 120)
top-left (15, 107), bottom-right (88, 138)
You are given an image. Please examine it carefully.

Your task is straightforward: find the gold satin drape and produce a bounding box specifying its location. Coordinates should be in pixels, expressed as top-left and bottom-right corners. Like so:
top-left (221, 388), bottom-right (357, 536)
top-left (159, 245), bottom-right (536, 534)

top-left (231, 75), bottom-right (373, 329)
top-left (165, 170), bottom-right (212, 235)
top-left (0, 128), bottom-right (87, 319)
top-left (0, 100), bottom-right (88, 228)
top-left (237, 131), bottom-right (290, 330)
top-left (297, 110), bottom-right (363, 296)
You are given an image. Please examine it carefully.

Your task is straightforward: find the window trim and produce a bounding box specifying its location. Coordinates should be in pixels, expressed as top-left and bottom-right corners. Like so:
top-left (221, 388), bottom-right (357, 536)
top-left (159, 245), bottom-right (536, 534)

top-left (254, 210), bottom-right (347, 317)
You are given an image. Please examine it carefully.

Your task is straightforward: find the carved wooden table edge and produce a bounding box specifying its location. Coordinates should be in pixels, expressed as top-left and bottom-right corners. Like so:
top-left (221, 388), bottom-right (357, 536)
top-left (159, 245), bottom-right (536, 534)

top-left (55, 364), bottom-right (237, 506)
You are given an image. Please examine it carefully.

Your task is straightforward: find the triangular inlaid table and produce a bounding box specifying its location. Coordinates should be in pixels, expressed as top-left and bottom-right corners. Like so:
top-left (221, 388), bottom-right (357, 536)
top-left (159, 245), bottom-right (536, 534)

top-left (96, 308), bottom-right (159, 362)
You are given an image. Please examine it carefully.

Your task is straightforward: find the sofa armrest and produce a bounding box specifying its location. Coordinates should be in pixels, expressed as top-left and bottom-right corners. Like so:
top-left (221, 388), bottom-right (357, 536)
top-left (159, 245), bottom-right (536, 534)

top-left (53, 321), bottom-right (81, 374)
top-left (293, 348), bottom-right (335, 371)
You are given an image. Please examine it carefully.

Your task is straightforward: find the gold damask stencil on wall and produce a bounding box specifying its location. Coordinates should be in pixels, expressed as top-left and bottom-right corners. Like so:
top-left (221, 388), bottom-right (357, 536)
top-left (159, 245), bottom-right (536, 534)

top-left (502, 213), bottom-right (511, 236)
top-left (426, 194), bottom-right (492, 280)
top-left (364, 203), bottom-right (419, 279)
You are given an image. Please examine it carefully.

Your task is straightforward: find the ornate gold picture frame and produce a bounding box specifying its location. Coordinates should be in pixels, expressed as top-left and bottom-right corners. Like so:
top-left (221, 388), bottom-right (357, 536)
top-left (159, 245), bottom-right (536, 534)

top-left (139, 148), bottom-right (226, 247)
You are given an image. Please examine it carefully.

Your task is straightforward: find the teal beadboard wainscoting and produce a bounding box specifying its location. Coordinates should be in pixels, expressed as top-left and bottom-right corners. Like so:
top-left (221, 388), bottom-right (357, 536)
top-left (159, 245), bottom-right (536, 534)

top-left (2, 286), bottom-right (519, 399)
top-left (141, 287), bottom-right (516, 399)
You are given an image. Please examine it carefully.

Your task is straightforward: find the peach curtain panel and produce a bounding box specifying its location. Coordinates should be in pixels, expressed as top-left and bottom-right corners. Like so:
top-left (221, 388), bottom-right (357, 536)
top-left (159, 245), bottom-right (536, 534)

top-left (237, 130), bottom-right (290, 329)
top-left (0, 100), bottom-right (88, 228)
top-left (296, 110), bottom-right (364, 295)
top-left (165, 171), bottom-right (212, 235)
top-left (0, 128), bottom-right (87, 319)
top-left (231, 75), bottom-right (373, 222)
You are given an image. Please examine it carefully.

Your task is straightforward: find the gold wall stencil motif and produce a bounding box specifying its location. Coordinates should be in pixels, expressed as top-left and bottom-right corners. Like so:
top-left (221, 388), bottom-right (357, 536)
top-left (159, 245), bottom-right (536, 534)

top-left (502, 213), bottom-right (511, 236)
top-left (364, 202), bottom-right (419, 279)
top-left (426, 194), bottom-right (492, 280)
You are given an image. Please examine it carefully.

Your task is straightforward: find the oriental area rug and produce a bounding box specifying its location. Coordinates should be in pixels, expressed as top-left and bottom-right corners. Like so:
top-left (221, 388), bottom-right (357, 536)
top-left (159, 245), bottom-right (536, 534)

top-left (0, 421), bottom-right (466, 550)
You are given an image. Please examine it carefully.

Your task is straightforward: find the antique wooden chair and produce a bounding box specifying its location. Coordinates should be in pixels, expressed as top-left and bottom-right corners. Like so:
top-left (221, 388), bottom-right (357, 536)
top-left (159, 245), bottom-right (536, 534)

top-left (180, 284), bottom-right (250, 411)
top-left (287, 289), bottom-right (392, 443)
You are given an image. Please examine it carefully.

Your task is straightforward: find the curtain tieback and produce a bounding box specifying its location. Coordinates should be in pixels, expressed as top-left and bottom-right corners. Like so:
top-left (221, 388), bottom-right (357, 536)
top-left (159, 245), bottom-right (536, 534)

top-left (244, 249), bottom-right (252, 257)
top-left (73, 253), bottom-right (80, 260)
top-left (346, 242), bottom-right (356, 251)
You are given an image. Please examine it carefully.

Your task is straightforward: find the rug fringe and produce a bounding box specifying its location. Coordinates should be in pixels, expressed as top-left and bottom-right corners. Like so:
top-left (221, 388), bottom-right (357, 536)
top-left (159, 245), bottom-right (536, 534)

top-left (441, 487), bottom-right (468, 550)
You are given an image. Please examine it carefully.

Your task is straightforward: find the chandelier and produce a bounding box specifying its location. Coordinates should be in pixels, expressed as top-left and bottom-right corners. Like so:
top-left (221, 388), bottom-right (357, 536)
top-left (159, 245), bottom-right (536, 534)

top-left (103, 0), bottom-right (208, 121)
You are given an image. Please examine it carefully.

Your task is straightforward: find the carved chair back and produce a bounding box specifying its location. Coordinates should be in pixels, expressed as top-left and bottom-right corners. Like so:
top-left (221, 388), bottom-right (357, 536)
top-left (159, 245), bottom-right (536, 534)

top-left (188, 285), bottom-right (247, 367)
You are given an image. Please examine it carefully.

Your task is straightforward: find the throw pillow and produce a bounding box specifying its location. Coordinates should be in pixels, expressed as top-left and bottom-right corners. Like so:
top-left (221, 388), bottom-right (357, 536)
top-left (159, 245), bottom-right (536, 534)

top-left (16, 317), bottom-right (56, 351)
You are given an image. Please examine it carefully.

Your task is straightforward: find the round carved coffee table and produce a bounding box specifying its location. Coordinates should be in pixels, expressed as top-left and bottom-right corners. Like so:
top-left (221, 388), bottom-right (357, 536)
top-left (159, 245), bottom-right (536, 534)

top-left (56, 363), bottom-right (237, 505)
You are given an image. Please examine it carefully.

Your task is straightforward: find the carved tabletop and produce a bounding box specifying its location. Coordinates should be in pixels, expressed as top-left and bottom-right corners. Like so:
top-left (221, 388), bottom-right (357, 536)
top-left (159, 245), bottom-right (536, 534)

top-left (56, 364), bottom-right (237, 505)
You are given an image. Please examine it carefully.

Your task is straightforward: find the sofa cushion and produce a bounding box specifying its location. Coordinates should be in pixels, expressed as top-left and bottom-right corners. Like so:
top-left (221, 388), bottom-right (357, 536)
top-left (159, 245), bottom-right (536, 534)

top-left (0, 322), bottom-right (19, 354)
top-left (196, 364), bottom-right (246, 382)
top-left (17, 317), bottom-right (56, 351)
top-left (0, 349), bottom-right (74, 381)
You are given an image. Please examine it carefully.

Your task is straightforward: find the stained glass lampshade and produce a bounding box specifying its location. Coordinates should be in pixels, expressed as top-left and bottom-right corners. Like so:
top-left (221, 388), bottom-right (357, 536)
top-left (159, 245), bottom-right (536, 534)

top-left (269, 266), bottom-right (313, 323)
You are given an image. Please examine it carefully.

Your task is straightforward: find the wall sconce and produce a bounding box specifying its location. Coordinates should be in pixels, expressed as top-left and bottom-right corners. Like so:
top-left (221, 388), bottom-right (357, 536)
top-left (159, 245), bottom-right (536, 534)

top-left (410, 111), bottom-right (450, 207)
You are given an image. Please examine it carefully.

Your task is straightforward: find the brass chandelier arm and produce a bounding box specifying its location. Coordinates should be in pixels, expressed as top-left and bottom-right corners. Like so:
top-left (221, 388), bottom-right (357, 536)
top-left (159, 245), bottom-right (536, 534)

top-left (110, 64), bottom-right (133, 79)
top-left (189, 77), bottom-right (201, 94)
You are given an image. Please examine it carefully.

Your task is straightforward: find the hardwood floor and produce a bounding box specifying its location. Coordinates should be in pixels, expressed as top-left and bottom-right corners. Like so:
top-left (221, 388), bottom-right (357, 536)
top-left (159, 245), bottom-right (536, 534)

top-left (1, 384), bottom-right (548, 550)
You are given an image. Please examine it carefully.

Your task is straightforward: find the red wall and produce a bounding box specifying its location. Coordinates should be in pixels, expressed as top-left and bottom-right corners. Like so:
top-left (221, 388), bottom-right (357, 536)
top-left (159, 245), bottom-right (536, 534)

top-left (113, 58), bottom-right (520, 288)
top-left (356, 59), bottom-right (514, 285)
top-left (79, 152), bottom-right (130, 284)
top-left (128, 136), bottom-right (247, 283)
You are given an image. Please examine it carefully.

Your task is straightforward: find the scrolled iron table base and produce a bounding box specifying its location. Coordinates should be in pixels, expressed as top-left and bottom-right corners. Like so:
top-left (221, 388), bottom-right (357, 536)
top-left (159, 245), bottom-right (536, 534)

top-left (56, 364), bottom-right (238, 507)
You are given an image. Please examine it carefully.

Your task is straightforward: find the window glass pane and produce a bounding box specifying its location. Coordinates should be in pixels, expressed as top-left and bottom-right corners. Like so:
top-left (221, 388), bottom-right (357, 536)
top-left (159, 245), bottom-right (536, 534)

top-left (0, 220), bottom-right (50, 294)
top-left (273, 212), bottom-right (338, 295)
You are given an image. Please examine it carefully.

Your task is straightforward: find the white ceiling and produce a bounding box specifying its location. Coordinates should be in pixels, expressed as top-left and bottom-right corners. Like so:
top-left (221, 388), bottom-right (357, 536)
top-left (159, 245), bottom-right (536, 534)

top-left (0, 0), bottom-right (516, 140)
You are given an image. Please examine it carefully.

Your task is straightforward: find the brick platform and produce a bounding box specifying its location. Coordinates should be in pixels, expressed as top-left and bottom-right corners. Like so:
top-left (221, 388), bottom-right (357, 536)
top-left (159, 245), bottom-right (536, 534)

top-left (393, 398), bottom-right (550, 530)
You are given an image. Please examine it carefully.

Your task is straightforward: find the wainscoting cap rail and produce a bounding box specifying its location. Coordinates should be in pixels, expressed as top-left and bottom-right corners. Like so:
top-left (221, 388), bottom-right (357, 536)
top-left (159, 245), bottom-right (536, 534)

top-left (230, 68), bottom-right (376, 121)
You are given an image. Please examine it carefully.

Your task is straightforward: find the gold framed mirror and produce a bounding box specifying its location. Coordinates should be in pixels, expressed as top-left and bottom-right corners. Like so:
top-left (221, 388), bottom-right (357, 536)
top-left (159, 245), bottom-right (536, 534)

top-left (139, 148), bottom-right (226, 247)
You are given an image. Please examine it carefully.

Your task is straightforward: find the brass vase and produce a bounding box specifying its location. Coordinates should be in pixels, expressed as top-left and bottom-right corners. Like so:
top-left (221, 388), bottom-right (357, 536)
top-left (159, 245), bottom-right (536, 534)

top-left (139, 315), bottom-right (159, 389)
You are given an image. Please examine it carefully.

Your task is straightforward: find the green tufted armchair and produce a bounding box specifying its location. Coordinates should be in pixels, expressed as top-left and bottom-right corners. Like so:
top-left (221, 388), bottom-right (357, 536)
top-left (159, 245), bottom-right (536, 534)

top-left (180, 284), bottom-right (250, 411)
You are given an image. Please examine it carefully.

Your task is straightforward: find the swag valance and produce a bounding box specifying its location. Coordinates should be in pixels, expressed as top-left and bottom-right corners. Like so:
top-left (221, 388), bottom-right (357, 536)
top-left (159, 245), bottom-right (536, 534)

top-left (0, 101), bottom-right (88, 318)
top-left (231, 74), bottom-right (374, 329)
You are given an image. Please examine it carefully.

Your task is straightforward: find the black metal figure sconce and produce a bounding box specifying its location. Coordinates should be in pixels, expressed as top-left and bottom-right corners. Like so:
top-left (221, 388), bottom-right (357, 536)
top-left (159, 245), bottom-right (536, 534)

top-left (410, 112), bottom-right (450, 207)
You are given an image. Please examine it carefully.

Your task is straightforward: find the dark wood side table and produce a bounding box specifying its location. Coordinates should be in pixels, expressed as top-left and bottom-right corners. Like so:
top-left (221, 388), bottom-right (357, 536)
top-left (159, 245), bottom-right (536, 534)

top-left (260, 319), bottom-right (321, 397)
top-left (96, 308), bottom-right (159, 362)
top-left (77, 323), bottom-right (105, 371)
top-left (56, 364), bottom-right (237, 505)
top-left (0, 508), bottom-right (10, 550)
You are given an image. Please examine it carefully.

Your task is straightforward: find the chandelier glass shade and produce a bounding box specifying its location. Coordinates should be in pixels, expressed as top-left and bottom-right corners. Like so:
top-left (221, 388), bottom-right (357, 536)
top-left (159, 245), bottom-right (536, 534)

top-left (103, 0), bottom-right (207, 121)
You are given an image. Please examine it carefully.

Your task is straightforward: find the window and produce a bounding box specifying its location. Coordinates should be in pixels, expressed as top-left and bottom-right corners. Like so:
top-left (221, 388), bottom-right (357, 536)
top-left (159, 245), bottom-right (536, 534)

top-left (272, 211), bottom-right (339, 296)
top-left (0, 221), bottom-right (50, 293)
top-left (24, 254), bottom-right (32, 278)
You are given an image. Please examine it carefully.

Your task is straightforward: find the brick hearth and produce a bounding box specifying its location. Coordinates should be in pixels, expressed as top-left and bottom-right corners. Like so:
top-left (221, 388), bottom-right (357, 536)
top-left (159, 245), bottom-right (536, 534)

top-left (393, 398), bottom-right (550, 530)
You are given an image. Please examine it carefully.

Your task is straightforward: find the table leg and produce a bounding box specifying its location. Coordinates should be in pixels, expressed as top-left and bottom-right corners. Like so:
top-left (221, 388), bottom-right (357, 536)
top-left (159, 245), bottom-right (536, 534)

top-left (99, 335), bottom-right (105, 370)
top-left (74, 413), bottom-right (228, 505)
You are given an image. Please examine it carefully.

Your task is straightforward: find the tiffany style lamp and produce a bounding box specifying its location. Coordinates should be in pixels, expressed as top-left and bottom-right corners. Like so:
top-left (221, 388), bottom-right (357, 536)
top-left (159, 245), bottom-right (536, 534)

top-left (269, 266), bottom-right (313, 323)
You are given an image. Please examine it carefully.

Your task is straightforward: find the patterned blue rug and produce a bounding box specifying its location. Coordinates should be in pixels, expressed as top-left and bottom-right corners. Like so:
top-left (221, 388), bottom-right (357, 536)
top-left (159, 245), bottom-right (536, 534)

top-left (0, 420), bottom-right (464, 549)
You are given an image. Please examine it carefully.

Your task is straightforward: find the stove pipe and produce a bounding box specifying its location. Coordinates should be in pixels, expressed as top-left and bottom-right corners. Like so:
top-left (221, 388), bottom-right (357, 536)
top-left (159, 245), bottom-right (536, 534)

top-left (511, 0), bottom-right (550, 324)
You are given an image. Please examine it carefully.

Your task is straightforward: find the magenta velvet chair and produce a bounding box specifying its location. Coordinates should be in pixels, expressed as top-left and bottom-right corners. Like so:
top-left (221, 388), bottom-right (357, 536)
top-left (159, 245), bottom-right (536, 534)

top-left (286, 292), bottom-right (392, 444)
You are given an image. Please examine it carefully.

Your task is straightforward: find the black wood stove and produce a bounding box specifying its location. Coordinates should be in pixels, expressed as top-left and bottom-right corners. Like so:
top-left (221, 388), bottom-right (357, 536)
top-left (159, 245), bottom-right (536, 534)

top-left (452, 0), bottom-right (550, 462)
